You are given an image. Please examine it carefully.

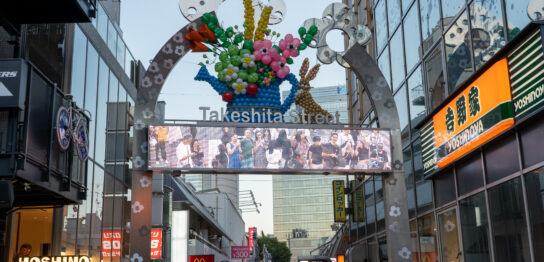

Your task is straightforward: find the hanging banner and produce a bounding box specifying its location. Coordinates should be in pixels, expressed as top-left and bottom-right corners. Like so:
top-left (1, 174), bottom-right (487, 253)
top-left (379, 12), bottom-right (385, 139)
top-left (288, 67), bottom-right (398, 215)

top-left (508, 28), bottom-right (544, 120)
top-left (102, 230), bottom-right (123, 259)
top-left (351, 181), bottom-right (364, 222)
top-left (150, 229), bottom-right (163, 259)
top-left (189, 255), bottom-right (214, 262)
top-left (333, 180), bottom-right (346, 222)
top-left (248, 227), bottom-right (257, 252)
top-left (231, 246), bottom-right (251, 259)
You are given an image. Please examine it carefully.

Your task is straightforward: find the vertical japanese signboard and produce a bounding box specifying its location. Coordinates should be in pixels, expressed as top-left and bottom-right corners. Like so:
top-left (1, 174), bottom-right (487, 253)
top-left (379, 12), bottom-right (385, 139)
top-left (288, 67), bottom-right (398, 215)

top-left (351, 181), bottom-right (364, 222)
top-left (332, 180), bottom-right (346, 222)
top-left (508, 28), bottom-right (544, 120)
top-left (150, 229), bottom-right (163, 259)
top-left (248, 227), bottom-right (257, 252)
top-left (102, 230), bottom-right (122, 259)
top-left (422, 59), bottom-right (514, 173)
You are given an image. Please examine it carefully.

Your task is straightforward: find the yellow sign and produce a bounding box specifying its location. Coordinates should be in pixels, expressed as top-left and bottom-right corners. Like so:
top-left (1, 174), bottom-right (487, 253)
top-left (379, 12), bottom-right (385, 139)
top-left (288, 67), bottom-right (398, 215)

top-left (351, 181), bottom-right (364, 221)
top-left (332, 180), bottom-right (346, 222)
top-left (432, 59), bottom-right (514, 168)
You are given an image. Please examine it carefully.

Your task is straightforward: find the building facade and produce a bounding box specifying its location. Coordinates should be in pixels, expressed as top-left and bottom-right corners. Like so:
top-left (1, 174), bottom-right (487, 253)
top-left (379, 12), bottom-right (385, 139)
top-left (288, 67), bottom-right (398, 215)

top-left (282, 85), bottom-right (349, 124)
top-left (342, 0), bottom-right (544, 261)
top-left (0, 1), bottom-right (140, 261)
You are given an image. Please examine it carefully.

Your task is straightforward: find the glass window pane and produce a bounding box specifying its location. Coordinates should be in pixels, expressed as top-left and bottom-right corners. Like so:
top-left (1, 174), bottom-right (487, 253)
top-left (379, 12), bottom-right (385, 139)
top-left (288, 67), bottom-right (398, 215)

top-left (420, 0), bottom-right (441, 52)
top-left (413, 140), bottom-right (433, 212)
top-left (418, 213), bottom-right (438, 260)
top-left (404, 4), bottom-right (422, 72)
top-left (95, 59), bottom-right (109, 165)
top-left (438, 209), bottom-right (461, 262)
top-left (445, 10), bottom-right (474, 91)
top-left (424, 45), bottom-right (446, 111)
top-left (460, 192), bottom-right (491, 262)
top-left (107, 21), bottom-right (117, 55)
top-left (442, 0), bottom-right (466, 30)
top-left (365, 179), bottom-right (376, 235)
top-left (116, 36), bottom-right (126, 69)
top-left (525, 169), bottom-right (544, 261)
top-left (71, 26), bottom-right (87, 107)
top-left (470, 0), bottom-right (506, 69)
top-left (97, 4), bottom-right (108, 41)
top-left (456, 153), bottom-right (483, 195)
top-left (402, 0), bottom-right (415, 14)
top-left (404, 147), bottom-right (416, 218)
top-left (62, 205), bottom-right (78, 255)
top-left (390, 28), bottom-right (406, 90)
top-left (504, 0), bottom-right (534, 39)
top-left (488, 178), bottom-right (530, 262)
top-left (84, 44), bottom-right (98, 160)
top-left (520, 114), bottom-right (544, 168)
top-left (388, 0), bottom-right (402, 33)
top-left (394, 84), bottom-right (410, 147)
top-left (434, 169), bottom-right (456, 207)
top-left (378, 46), bottom-right (392, 89)
top-left (484, 135), bottom-right (520, 184)
top-left (408, 66), bottom-right (426, 129)
top-left (125, 50), bottom-right (134, 80)
top-left (376, 0), bottom-right (389, 53)
top-left (90, 166), bottom-right (104, 262)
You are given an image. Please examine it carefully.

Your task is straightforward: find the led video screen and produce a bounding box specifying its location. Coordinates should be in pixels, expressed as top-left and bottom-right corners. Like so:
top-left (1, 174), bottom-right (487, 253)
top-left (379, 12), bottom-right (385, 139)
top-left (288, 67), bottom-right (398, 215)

top-left (148, 125), bottom-right (391, 173)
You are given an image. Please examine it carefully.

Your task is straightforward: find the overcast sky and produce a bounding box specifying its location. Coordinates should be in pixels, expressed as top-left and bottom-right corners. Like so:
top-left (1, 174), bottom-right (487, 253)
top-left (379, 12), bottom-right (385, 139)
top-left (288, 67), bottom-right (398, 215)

top-left (121, 0), bottom-right (348, 235)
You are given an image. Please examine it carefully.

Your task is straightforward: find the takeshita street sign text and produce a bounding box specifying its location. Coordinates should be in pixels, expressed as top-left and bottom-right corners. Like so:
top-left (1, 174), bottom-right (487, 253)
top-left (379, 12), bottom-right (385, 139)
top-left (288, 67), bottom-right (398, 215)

top-left (199, 106), bottom-right (342, 124)
top-left (423, 26), bottom-right (544, 176)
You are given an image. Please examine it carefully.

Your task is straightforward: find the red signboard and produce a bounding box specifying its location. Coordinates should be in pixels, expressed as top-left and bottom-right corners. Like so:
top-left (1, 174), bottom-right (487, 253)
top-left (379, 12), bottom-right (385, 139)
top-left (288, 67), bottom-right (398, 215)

top-left (188, 255), bottom-right (214, 262)
top-left (150, 229), bottom-right (163, 259)
top-left (248, 227), bottom-right (257, 252)
top-left (102, 230), bottom-right (122, 259)
top-left (231, 246), bottom-right (251, 259)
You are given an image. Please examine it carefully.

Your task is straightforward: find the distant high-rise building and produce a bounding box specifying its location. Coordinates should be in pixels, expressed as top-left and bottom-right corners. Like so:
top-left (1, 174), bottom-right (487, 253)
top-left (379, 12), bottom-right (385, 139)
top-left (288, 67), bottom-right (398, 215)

top-left (282, 85), bottom-right (349, 124)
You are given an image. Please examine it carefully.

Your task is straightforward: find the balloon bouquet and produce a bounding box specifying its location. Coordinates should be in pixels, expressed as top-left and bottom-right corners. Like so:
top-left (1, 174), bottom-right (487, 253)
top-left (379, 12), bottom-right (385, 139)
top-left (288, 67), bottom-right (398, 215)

top-left (188, 0), bottom-right (319, 123)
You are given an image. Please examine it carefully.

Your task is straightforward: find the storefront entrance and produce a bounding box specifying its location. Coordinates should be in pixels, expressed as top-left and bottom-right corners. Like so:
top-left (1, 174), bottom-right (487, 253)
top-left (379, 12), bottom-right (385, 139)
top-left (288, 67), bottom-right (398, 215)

top-left (8, 208), bottom-right (54, 261)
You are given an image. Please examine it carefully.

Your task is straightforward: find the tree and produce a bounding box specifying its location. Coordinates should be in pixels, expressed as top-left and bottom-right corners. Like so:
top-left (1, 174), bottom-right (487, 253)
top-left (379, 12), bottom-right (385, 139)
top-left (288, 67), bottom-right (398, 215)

top-left (257, 231), bottom-right (292, 262)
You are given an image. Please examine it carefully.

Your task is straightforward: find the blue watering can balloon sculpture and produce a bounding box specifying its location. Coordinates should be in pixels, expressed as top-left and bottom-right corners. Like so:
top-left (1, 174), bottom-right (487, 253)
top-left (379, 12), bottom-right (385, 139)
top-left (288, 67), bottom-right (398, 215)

top-left (187, 2), bottom-right (327, 123)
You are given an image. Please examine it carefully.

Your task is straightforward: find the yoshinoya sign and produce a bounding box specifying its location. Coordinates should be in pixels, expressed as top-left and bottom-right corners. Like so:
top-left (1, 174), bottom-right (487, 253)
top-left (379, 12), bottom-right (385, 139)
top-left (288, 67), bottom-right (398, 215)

top-left (508, 27), bottom-right (544, 120)
top-left (148, 124), bottom-right (392, 174)
top-left (17, 257), bottom-right (90, 262)
top-left (422, 59), bottom-right (514, 175)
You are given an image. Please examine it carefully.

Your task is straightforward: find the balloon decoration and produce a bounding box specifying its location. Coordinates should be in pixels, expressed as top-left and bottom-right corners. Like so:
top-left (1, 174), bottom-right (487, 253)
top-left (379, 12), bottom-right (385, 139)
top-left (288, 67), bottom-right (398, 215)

top-left (190, 0), bottom-right (320, 123)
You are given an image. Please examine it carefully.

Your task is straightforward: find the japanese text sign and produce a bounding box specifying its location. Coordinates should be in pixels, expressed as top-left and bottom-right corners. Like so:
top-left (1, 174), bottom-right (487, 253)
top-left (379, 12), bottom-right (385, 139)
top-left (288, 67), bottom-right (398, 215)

top-left (333, 180), bottom-right (346, 222)
top-left (231, 246), bottom-right (251, 259)
top-left (102, 230), bottom-right (122, 259)
top-left (150, 229), bottom-right (163, 259)
top-left (352, 181), bottom-right (364, 222)
top-left (248, 227), bottom-right (257, 252)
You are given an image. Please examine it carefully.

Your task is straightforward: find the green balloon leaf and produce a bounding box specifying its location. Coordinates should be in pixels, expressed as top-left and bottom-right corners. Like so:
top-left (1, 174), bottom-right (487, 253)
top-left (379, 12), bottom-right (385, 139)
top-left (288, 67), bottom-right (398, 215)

top-left (286, 57), bottom-right (293, 64)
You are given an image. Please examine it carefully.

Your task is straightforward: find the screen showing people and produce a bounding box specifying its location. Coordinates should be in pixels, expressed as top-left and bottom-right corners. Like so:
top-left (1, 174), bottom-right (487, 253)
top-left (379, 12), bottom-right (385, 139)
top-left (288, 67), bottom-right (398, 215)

top-left (148, 126), bottom-right (391, 172)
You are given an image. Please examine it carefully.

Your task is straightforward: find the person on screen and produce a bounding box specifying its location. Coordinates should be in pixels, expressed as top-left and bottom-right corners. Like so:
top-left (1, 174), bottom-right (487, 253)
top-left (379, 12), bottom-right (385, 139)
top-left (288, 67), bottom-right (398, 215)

top-left (340, 142), bottom-right (357, 168)
top-left (154, 126), bottom-right (169, 165)
top-left (176, 134), bottom-right (194, 168)
top-left (254, 131), bottom-right (268, 168)
top-left (369, 143), bottom-right (389, 170)
top-left (289, 151), bottom-right (305, 169)
top-left (291, 131), bottom-right (309, 168)
top-left (275, 130), bottom-right (293, 168)
top-left (355, 139), bottom-right (370, 168)
top-left (227, 134), bottom-right (242, 168)
top-left (369, 130), bottom-right (383, 152)
top-left (308, 136), bottom-right (323, 169)
top-left (266, 140), bottom-right (282, 168)
top-left (240, 129), bottom-right (254, 168)
top-left (221, 127), bottom-right (233, 145)
top-left (322, 133), bottom-right (340, 169)
top-left (215, 144), bottom-right (229, 168)
top-left (338, 129), bottom-right (354, 150)
top-left (191, 139), bottom-right (205, 168)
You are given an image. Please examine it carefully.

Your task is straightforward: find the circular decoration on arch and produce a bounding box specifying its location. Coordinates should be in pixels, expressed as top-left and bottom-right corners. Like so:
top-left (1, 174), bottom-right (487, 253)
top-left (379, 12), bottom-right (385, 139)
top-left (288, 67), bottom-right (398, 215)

top-left (56, 106), bottom-right (71, 151)
top-left (75, 120), bottom-right (89, 161)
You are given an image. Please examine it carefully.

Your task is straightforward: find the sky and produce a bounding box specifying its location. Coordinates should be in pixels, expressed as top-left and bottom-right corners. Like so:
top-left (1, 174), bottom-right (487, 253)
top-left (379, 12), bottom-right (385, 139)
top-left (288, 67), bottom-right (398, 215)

top-left (120, 0), bottom-right (348, 235)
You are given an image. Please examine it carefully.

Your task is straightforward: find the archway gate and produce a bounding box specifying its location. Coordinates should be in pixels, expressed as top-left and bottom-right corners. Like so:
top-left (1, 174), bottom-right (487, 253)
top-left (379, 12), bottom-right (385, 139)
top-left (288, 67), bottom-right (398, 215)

top-left (129, 11), bottom-right (411, 262)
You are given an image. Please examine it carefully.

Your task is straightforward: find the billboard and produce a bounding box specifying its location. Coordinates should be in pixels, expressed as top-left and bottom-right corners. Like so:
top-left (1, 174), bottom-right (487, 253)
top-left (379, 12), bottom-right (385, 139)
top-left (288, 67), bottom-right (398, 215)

top-left (333, 180), bottom-right (346, 222)
top-left (148, 124), bottom-right (391, 173)
top-left (231, 246), bottom-right (251, 259)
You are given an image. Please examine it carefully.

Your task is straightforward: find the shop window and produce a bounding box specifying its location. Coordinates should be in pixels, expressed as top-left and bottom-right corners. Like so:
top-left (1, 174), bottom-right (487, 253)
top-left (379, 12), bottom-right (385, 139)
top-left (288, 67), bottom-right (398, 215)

top-left (419, 0), bottom-right (441, 53)
top-left (520, 116), bottom-right (544, 168)
top-left (504, 0), bottom-right (535, 39)
top-left (394, 84), bottom-right (410, 147)
top-left (488, 178), bottom-right (530, 262)
top-left (484, 135), bottom-right (520, 183)
top-left (438, 209), bottom-right (461, 262)
top-left (378, 46), bottom-right (392, 89)
top-left (459, 192), bottom-right (491, 262)
top-left (404, 4), bottom-right (421, 72)
top-left (441, 0), bottom-right (465, 30)
top-left (524, 169), bottom-right (544, 261)
top-left (445, 10), bottom-right (474, 92)
top-left (407, 66), bottom-right (426, 130)
top-left (409, 220), bottom-right (419, 262)
top-left (390, 28), bottom-right (406, 91)
top-left (417, 213), bottom-right (438, 262)
top-left (404, 147), bottom-right (416, 218)
top-left (456, 153), bottom-right (484, 196)
top-left (424, 45), bottom-right (446, 111)
top-left (375, 0), bottom-right (388, 54)
top-left (61, 205), bottom-right (78, 255)
top-left (433, 169), bottom-right (456, 207)
top-left (469, 0), bottom-right (506, 69)
top-left (11, 209), bottom-right (54, 260)
top-left (70, 26), bottom-right (87, 107)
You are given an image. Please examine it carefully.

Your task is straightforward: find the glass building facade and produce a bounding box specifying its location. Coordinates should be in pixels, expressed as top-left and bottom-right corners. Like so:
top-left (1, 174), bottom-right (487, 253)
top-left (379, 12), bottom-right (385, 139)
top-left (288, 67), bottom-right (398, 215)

top-left (345, 0), bottom-right (544, 261)
top-left (282, 85), bottom-right (349, 123)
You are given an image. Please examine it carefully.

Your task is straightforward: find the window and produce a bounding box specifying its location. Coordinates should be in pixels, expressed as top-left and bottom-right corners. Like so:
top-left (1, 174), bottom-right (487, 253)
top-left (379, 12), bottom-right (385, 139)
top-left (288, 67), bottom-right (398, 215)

top-left (441, 0), bottom-right (465, 30)
top-left (395, 84), bottom-right (410, 147)
top-left (378, 46), bottom-right (392, 89)
top-left (375, 0), bottom-right (389, 53)
top-left (71, 26), bottom-right (87, 107)
top-left (107, 21), bottom-right (117, 55)
top-left (434, 169), bottom-right (455, 207)
top-left (525, 169), bottom-right (544, 260)
top-left (84, 44), bottom-right (98, 159)
top-left (424, 45), bottom-right (446, 111)
top-left (520, 114), bottom-right (544, 168)
top-left (504, 0), bottom-right (535, 39)
top-left (484, 135), bottom-right (520, 183)
top-left (456, 153), bottom-right (484, 195)
top-left (407, 66), bottom-right (426, 129)
top-left (417, 213), bottom-right (438, 261)
top-left (95, 59), bottom-right (109, 165)
top-left (438, 209), bottom-right (461, 262)
top-left (460, 192), bottom-right (491, 262)
top-left (403, 4), bottom-right (422, 72)
top-left (390, 28), bottom-right (406, 90)
top-left (365, 179), bottom-right (376, 235)
top-left (488, 178), bottom-right (530, 262)
top-left (388, 0), bottom-right (401, 33)
top-left (404, 147), bottom-right (416, 218)
top-left (413, 139), bottom-right (433, 212)
top-left (97, 4), bottom-right (108, 41)
top-left (116, 35), bottom-right (126, 69)
top-left (402, 0), bottom-right (415, 15)
top-left (90, 166), bottom-right (105, 262)
top-left (470, 0), bottom-right (506, 69)
top-left (419, 0), bottom-right (441, 52)
top-left (445, 10), bottom-right (474, 91)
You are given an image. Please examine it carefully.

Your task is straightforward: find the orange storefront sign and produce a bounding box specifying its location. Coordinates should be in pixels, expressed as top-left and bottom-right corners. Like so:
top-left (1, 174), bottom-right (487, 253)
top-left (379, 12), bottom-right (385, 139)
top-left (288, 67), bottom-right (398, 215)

top-left (432, 59), bottom-right (514, 168)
